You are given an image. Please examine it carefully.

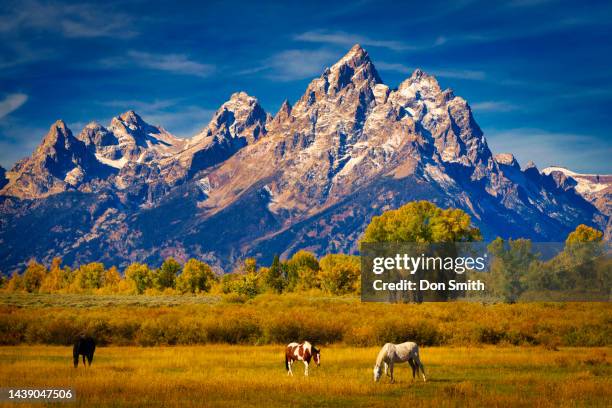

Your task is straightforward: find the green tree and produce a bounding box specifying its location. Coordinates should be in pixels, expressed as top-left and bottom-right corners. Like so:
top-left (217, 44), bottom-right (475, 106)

top-left (125, 263), bottom-right (153, 294)
top-left (5, 271), bottom-right (24, 292)
top-left (562, 224), bottom-right (606, 291)
top-left (488, 238), bottom-right (537, 303)
top-left (319, 254), bottom-right (360, 295)
top-left (222, 258), bottom-right (261, 297)
top-left (566, 224), bottom-right (603, 244)
top-left (40, 257), bottom-right (71, 293)
top-left (74, 262), bottom-right (106, 290)
top-left (156, 258), bottom-right (182, 290)
top-left (243, 258), bottom-right (257, 274)
top-left (361, 201), bottom-right (481, 302)
top-left (23, 261), bottom-right (47, 292)
top-left (361, 201), bottom-right (482, 244)
top-left (264, 255), bottom-right (286, 293)
top-left (176, 259), bottom-right (216, 294)
top-left (285, 250), bottom-right (320, 291)
top-left (103, 266), bottom-right (122, 290)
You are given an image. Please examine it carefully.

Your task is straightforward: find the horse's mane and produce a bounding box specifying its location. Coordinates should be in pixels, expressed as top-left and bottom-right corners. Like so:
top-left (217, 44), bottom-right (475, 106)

top-left (375, 343), bottom-right (390, 367)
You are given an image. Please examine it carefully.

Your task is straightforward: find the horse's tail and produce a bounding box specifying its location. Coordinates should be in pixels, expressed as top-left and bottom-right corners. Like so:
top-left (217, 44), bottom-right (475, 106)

top-left (285, 354), bottom-right (289, 371)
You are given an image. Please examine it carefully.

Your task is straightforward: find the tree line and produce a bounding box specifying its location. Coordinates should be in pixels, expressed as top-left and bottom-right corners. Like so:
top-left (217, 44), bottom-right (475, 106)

top-left (1, 200), bottom-right (607, 302)
top-left (0, 252), bottom-right (361, 298)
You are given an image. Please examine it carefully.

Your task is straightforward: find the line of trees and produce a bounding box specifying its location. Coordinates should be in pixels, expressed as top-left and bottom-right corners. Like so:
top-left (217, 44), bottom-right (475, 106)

top-left (485, 225), bottom-right (609, 302)
top-left (0, 252), bottom-right (361, 298)
top-left (0, 200), bottom-right (607, 302)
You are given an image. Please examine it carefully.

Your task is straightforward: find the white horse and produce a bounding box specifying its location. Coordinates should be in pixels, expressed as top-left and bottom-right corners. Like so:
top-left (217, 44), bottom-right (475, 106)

top-left (373, 342), bottom-right (426, 383)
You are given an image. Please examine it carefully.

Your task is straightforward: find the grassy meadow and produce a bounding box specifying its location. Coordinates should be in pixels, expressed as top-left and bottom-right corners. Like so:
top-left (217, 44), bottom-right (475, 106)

top-left (0, 345), bottom-right (610, 407)
top-left (1, 293), bottom-right (610, 348)
top-left (0, 293), bottom-right (611, 406)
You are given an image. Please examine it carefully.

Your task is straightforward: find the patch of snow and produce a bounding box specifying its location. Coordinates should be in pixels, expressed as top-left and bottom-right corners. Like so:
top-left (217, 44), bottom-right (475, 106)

top-left (95, 154), bottom-right (127, 169)
top-left (575, 181), bottom-right (607, 194)
top-left (197, 177), bottom-right (211, 194)
top-left (542, 166), bottom-right (608, 194)
top-left (424, 164), bottom-right (455, 188)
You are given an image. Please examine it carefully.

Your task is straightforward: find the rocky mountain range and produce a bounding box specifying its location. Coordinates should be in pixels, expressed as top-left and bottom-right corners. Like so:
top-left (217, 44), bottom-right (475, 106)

top-left (0, 44), bottom-right (608, 273)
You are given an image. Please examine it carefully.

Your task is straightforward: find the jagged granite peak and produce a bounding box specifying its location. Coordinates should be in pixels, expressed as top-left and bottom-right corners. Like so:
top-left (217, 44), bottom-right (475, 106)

top-left (77, 121), bottom-right (118, 150)
top-left (268, 99), bottom-right (293, 130)
top-left (102, 110), bottom-right (186, 165)
top-left (118, 109), bottom-right (142, 126)
top-left (494, 153), bottom-right (519, 168)
top-left (389, 67), bottom-right (490, 168)
top-left (183, 92), bottom-right (269, 177)
top-left (542, 166), bottom-right (612, 215)
top-left (327, 43), bottom-right (382, 90)
top-left (198, 91), bottom-right (268, 144)
top-left (0, 121), bottom-right (114, 199)
top-left (277, 99), bottom-right (292, 116)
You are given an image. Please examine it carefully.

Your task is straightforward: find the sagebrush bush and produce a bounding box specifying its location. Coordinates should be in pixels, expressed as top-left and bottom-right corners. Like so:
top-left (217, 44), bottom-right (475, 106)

top-left (0, 296), bottom-right (609, 347)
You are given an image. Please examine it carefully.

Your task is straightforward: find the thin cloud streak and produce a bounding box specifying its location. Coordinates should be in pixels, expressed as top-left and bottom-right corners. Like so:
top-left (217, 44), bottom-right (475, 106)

top-left (0, 93), bottom-right (28, 119)
top-left (101, 51), bottom-right (216, 78)
top-left (377, 61), bottom-right (486, 80)
top-left (471, 101), bottom-right (518, 112)
top-left (0, 0), bottom-right (138, 39)
top-left (294, 30), bottom-right (415, 51)
top-left (237, 49), bottom-right (337, 82)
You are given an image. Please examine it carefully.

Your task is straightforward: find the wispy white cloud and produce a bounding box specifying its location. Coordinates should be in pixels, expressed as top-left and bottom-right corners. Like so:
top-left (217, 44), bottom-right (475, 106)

top-left (101, 51), bottom-right (216, 78)
top-left (237, 49), bottom-right (337, 82)
top-left (0, 0), bottom-right (138, 39)
top-left (485, 128), bottom-right (612, 173)
top-left (431, 68), bottom-right (486, 81)
top-left (0, 93), bottom-right (28, 119)
top-left (375, 62), bottom-right (412, 74)
top-left (471, 101), bottom-right (518, 112)
top-left (294, 30), bottom-right (415, 51)
top-left (376, 61), bottom-right (486, 81)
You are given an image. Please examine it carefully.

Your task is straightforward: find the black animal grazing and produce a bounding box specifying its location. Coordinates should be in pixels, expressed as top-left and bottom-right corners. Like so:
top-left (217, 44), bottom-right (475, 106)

top-left (73, 335), bottom-right (96, 367)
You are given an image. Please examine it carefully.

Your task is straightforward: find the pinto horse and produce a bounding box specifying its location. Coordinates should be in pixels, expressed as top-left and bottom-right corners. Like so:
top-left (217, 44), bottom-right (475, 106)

top-left (373, 342), bottom-right (426, 383)
top-left (73, 334), bottom-right (96, 368)
top-left (285, 341), bottom-right (320, 376)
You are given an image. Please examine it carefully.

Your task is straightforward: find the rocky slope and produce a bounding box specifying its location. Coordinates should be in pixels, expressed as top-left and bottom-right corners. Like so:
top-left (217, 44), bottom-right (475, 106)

top-left (542, 166), bottom-right (612, 238)
top-left (0, 45), bottom-right (608, 273)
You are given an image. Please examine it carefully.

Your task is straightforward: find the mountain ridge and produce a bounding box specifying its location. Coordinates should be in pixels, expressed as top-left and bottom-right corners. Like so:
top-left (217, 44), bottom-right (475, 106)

top-left (0, 44), bottom-right (608, 273)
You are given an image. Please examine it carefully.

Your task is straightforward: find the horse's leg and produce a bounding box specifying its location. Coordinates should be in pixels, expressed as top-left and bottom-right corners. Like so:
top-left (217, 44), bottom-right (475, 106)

top-left (288, 360), bottom-right (293, 376)
top-left (388, 362), bottom-right (394, 383)
top-left (416, 357), bottom-right (426, 382)
top-left (384, 362), bottom-right (389, 377)
top-left (304, 361), bottom-right (309, 376)
top-left (408, 358), bottom-right (416, 379)
top-left (82, 355), bottom-right (86, 366)
top-left (87, 353), bottom-right (93, 366)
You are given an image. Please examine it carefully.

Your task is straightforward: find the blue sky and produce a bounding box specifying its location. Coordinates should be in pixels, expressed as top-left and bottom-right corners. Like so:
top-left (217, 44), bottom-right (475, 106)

top-left (0, 0), bottom-right (610, 173)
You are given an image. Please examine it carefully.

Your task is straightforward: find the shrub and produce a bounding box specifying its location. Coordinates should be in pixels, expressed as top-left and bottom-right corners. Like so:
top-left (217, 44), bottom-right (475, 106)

top-left (125, 263), bottom-right (154, 294)
top-left (176, 259), bottom-right (216, 294)
top-left (23, 261), bottom-right (47, 292)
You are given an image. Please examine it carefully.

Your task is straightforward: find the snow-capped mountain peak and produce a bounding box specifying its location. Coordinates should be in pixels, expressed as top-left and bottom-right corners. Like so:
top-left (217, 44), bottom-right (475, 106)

top-left (0, 44), bottom-right (608, 272)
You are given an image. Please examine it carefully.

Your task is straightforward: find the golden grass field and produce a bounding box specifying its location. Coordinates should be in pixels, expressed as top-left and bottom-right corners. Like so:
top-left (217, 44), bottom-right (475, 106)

top-left (0, 345), bottom-right (610, 407)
